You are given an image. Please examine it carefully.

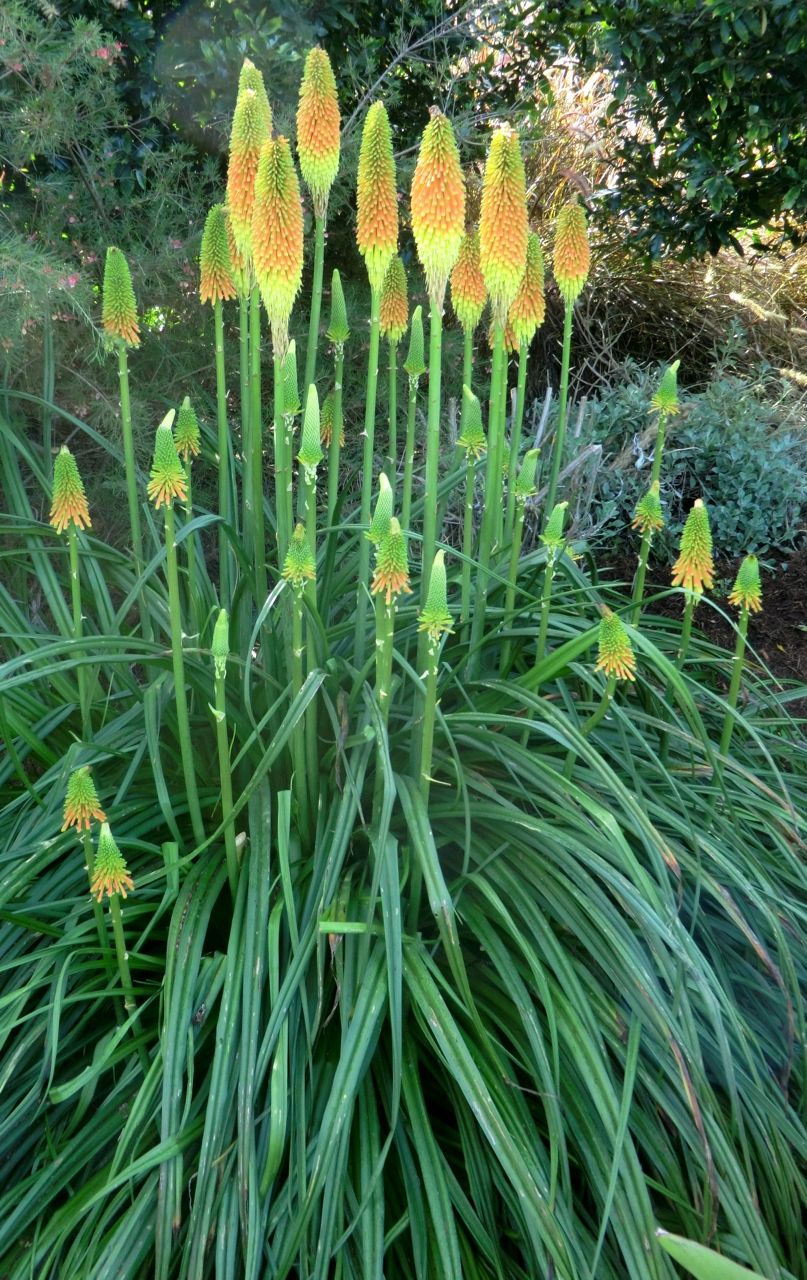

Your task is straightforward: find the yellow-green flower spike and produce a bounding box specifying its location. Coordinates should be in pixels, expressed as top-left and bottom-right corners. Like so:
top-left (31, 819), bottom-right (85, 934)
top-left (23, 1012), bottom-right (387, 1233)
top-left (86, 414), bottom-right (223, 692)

top-left (175, 396), bottom-right (201, 461)
top-left (379, 255), bottom-right (409, 342)
top-left (651, 360), bottom-right (681, 415)
top-left (514, 448), bottom-right (541, 503)
top-left (296, 46), bottom-right (341, 219)
top-left (227, 60), bottom-right (272, 260)
top-left (371, 516), bottom-right (412, 604)
top-left (508, 232), bottom-right (546, 348)
top-left (102, 247), bottom-right (140, 348)
top-left (595, 607), bottom-right (636, 682)
top-left (729, 554), bottom-right (762, 613)
top-left (147, 409), bottom-right (187, 509)
top-left (410, 108), bottom-right (465, 308)
top-left (61, 765), bottom-right (105, 832)
top-left (326, 268), bottom-right (349, 344)
top-left (418, 549), bottom-right (453, 642)
top-left (458, 386), bottom-right (487, 458)
top-left (672, 498), bottom-right (714, 595)
top-left (632, 480), bottom-right (664, 534)
top-left (282, 521), bottom-right (316, 590)
top-left (367, 471), bottom-right (393, 545)
top-left (50, 445), bottom-right (91, 534)
top-left (252, 136), bottom-right (305, 358)
top-left (320, 388), bottom-right (344, 448)
top-left (403, 304), bottom-right (426, 378)
top-left (212, 608), bottom-right (229, 679)
top-left (200, 204), bottom-right (237, 306)
top-left (541, 500), bottom-right (568, 549)
top-left (356, 101), bottom-right (398, 293)
top-left (553, 198), bottom-right (590, 306)
top-left (298, 384), bottom-right (324, 470)
top-left (90, 822), bottom-right (134, 901)
top-left (479, 128), bottom-right (528, 326)
top-left (451, 229), bottom-right (487, 333)
top-left (283, 339), bottom-right (301, 418)
top-left (225, 207), bottom-right (251, 298)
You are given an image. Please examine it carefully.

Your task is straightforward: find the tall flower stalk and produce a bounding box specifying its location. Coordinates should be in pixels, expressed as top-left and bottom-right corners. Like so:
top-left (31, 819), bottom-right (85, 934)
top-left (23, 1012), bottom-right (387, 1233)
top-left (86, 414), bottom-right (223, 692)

top-left (379, 256), bottom-right (409, 488)
top-left (50, 446), bottom-right (92, 739)
top-left (174, 396), bottom-right (202, 624)
top-left (535, 501), bottom-right (568, 669)
top-left (630, 360), bottom-right (680, 624)
top-left (211, 609), bottom-right (239, 898)
top-left (719, 555), bottom-right (762, 762)
top-left (500, 448), bottom-right (539, 674)
top-left (325, 270), bottom-right (349, 540)
top-left (282, 524), bottom-right (316, 844)
top-left (417, 550), bottom-right (453, 802)
top-left (297, 47), bottom-right (341, 393)
top-left (672, 498), bottom-right (714, 670)
top-left (543, 198), bottom-right (590, 522)
top-left (200, 204), bottom-right (237, 601)
top-left (401, 304), bottom-right (425, 530)
top-left (225, 208), bottom-right (251, 538)
top-left (504, 232), bottom-right (545, 549)
top-left (563, 608), bottom-right (637, 779)
top-left (457, 388), bottom-right (487, 636)
top-left (147, 412), bottom-right (205, 846)
top-left (354, 101), bottom-right (398, 663)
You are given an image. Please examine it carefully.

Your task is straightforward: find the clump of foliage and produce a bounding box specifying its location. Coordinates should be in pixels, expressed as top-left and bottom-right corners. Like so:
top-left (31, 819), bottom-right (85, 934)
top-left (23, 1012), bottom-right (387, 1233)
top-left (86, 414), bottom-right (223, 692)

top-left (0, 43), bottom-right (805, 1280)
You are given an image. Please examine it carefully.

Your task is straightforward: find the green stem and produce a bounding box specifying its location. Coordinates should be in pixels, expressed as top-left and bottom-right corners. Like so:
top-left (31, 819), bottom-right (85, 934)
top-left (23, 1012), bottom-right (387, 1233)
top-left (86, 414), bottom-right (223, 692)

top-left (67, 522), bottom-right (90, 740)
top-left (461, 328), bottom-right (473, 422)
top-left (183, 461), bottom-right (199, 624)
top-left (535, 549), bottom-right (558, 670)
top-left (719, 608), bottom-right (749, 762)
top-left (371, 593), bottom-right (396, 824)
top-left (214, 671), bottom-right (239, 899)
top-left (163, 503), bottom-right (205, 846)
top-left (354, 287), bottom-right (381, 665)
top-left (505, 344), bottom-right (529, 550)
top-left (108, 893), bottom-right (149, 1073)
top-left (630, 529), bottom-right (654, 627)
top-left (500, 501), bottom-right (527, 675)
top-left (274, 355), bottom-right (290, 571)
top-left (649, 411), bottom-right (667, 489)
top-left (249, 287), bottom-right (267, 607)
top-left (385, 339), bottom-right (398, 490)
top-left (327, 344), bottom-right (344, 543)
top-left (543, 304), bottom-right (573, 521)
top-left (562, 676), bottom-right (617, 780)
top-left (117, 343), bottom-right (151, 642)
top-left (304, 214), bottom-right (326, 394)
top-left (469, 325), bottom-right (506, 675)
top-left (401, 373), bottom-right (419, 531)
top-left (420, 301), bottom-right (443, 603)
top-left (214, 299), bottom-right (231, 603)
top-left (290, 588), bottom-right (311, 846)
top-left (418, 633), bottom-right (440, 804)
top-left (240, 293), bottom-right (251, 559)
top-left (676, 593), bottom-right (696, 670)
top-left (460, 455), bottom-right (475, 636)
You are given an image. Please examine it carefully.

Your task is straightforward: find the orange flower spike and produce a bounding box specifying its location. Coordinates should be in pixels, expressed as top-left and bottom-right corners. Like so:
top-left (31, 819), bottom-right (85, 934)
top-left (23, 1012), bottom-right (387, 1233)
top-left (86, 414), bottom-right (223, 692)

top-left (224, 207), bottom-right (251, 298)
top-left (50, 446), bottom-right (91, 534)
top-left (102, 247), bottom-right (140, 348)
top-left (61, 766), bottom-right (106, 833)
top-left (450, 229), bottom-right (487, 334)
top-left (595, 608), bottom-right (637, 682)
top-left (90, 822), bottom-right (135, 902)
top-left (200, 204), bottom-right (237, 306)
top-left (671, 498), bottom-right (714, 596)
top-left (226, 60), bottom-right (272, 260)
top-left (371, 517), bottom-right (412, 605)
top-left (410, 107), bottom-right (465, 309)
top-left (356, 101), bottom-right (398, 292)
top-left (147, 410), bottom-right (187, 509)
top-left (479, 127), bottom-right (528, 326)
top-left (296, 46), bottom-right (341, 219)
top-left (252, 136), bottom-right (305, 358)
top-left (553, 198), bottom-right (591, 306)
top-left (508, 232), bottom-right (546, 347)
top-left (379, 256), bottom-right (409, 342)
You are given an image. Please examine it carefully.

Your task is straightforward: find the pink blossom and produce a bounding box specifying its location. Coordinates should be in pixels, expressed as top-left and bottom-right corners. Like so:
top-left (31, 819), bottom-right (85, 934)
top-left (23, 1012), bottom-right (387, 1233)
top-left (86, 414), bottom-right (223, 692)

top-left (92, 47), bottom-right (112, 61)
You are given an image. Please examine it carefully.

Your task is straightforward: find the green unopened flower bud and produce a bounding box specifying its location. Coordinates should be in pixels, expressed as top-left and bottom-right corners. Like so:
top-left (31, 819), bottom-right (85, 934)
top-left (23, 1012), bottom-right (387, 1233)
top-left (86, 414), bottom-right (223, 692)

top-left (212, 608), bottom-right (229, 679)
top-left (541, 500), bottom-right (568, 549)
top-left (90, 822), bottom-right (134, 901)
top-left (297, 384), bottom-right (324, 470)
top-left (418, 549), bottom-right (453, 642)
top-left (326, 268), bottom-right (350, 344)
top-left (174, 396), bottom-right (201, 461)
top-left (283, 339), bottom-right (301, 418)
top-left (102, 247), bottom-right (140, 348)
top-left (458, 386), bottom-right (487, 459)
top-left (403, 304), bottom-right (426, 378)
top-left (367, 472), bottom-right (393, 545)
top-left (651, 360), bottom-right (681, 416)
top-left (282, 522), bottom-right (316, 590)
top-left (514, 448), bottom-right (540, 503)
top-left (632, 480), bottom-right (664, 534)
top-left (62, 765), bottom-right (105, 832)
top-left (729, 554), bottom-right (762, 613)
top-left (595, 607), bottom-right (636, 682)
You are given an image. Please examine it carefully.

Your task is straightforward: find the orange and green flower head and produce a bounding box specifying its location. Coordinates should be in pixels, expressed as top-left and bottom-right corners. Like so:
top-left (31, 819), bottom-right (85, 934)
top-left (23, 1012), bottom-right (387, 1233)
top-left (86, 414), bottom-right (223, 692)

top-left (651, 359), bottom-right (681, 416)
top-left (632, 480), bottom-right (664, 535)
top-left (541, 500), bottom-right (568, 550)
top-left (252, 136), bottom-right (304, 357)
top-left (90, 822), bottom-right (134, 902)
top-left (282, 521), bottom-right (316, 590)
top-left (320, 389), bottom-right (344, 448)
top-left (403, 304), bottom-right (426, 378)
top-left (298, 384), bottom-right (324, 471)
top-left (147, 410), bottom-right (187, 509)
top-left (671, 498), bottom-right (714, 596)
top-left (227, 61), bottom-right (272, 259)
top-left (283, 340), bottom-right (301, 418)
top-left (212, 607), bottom-right (229, 679)
top-left (199, 204), bottom-right (237, 306)
top-left (553, 198), bottom-right (590, 306)
top-left (458, 386), bottom-right (487, 459)
top-left (50, 445), bottom-right (91, 534)
top-left (367, 471), bottom-right (393, 545)
top-left (102, 247), bottom-right (140, 348)
top-left (418, 549), bottom-right (453, 642)
top-left (356, 101), bottom-right (398, 293)
top-left (379, 255), bottom-right (408, 342)
top-left (411, 108), bottom-right (465, 307)
top-left (296, 46), bottom-right (341, 219)
top-left (371, 516), bottom-right (411, 604)
top-left (595, 607), bottom-right (636, 682)
top-left (508, 232), bottom-right (545, 348)
top-left (62, 765), bottom-right (105, 832)
top-left (514, 448), bottom-right (541, 504)
top-left (225, 207), bottom-right (251, 297)
top-left (326, 268), bottom-right (349, 344)
top-left (479, 127), bottom-right (528, 325)
top-left (450, 229), bottom-right (487, 334)
top-left (174, 396), bottom-right (201, 461)
top-left (729, 554), bottom-right (762, 613)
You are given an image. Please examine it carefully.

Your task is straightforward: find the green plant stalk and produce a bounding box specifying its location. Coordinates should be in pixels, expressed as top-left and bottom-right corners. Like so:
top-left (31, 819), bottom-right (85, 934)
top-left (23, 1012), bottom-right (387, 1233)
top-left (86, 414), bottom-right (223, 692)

top-left (214, 671), bottom-right (239, 899)
top-left (535, 548), bottom-right (558, 669)
top-left (719, 608), bottom-right (750, 762)
top-left (183, 461), bottom-right (199, 623)
top-left (108, 893), bottom-right (150, 1073)
top-left (460, 454), bottom-right (475, 635)
top-left (353, 286), bottom-right (381, 665)
top-left (401, 373), bottom-right (419, 531)
top-left (301, 461), bottom-right (320, 818)
top-left (214, 299), bottom-right (232, 603)
top-left (240, 293), bottom-right (251, 556)
top-left (67, 522), bottom-right (90, 741)
top-left (676, 593), bottom-right (697, 670)
top-left (249, 286), bottom-right (267, 606)
top-left (563, 675), bottom-right (617, 779)
top-left (499, 499), bottom-right (527, 675)
top-left (418, 633), bottom-right (440, 804)
top-left (289, 588), bottom-right (311, 846)
top-left (82, 830), bottom-right (112, 978)
top-left (327, 343), bottom-right (344, 542)
top-left (116, 343), bottom-right (151, 642)
top-left (420, 302), bottom-right (444, 606)
top-left (461, 328), bottom-right (473, 422)
top-left (163, 503), bottom-right (205, 846)
top-left (304, 214), bottom-right (326, 394)
top-left (504, 344), bottom-right (528, 549)
top-left (469, 325), bottom-right (506, 674)
top-left (273, 355), bottom-right (290, 571)
top-left (371, 594), bottom-right (396, 826)
top-left (543, 303), bottom-right (573, 521)
top-left (631, 411), bottom-right (668, 625)
top-left (385, 339), bottom-right (398, 489)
